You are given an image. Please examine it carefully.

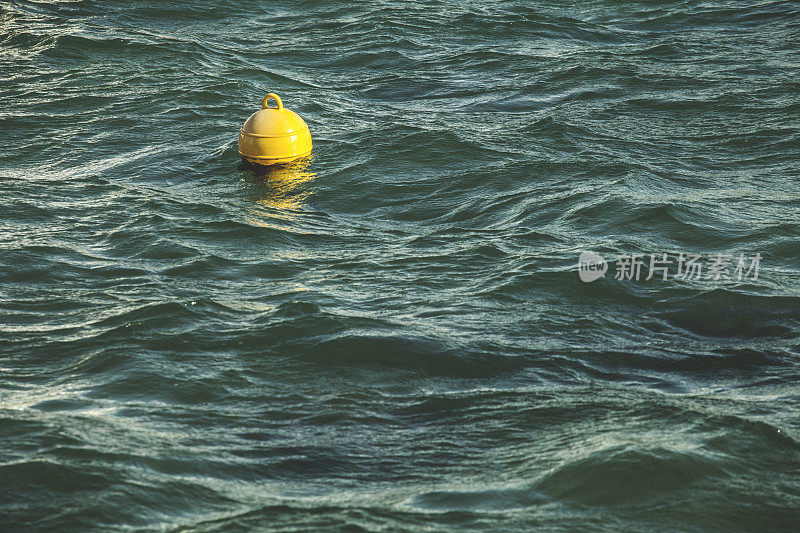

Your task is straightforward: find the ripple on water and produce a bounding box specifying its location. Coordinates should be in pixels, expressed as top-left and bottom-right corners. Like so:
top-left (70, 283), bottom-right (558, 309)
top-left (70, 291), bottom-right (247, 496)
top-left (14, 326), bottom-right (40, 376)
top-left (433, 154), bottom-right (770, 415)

top-left (1, 0), bottom-right (800, 530)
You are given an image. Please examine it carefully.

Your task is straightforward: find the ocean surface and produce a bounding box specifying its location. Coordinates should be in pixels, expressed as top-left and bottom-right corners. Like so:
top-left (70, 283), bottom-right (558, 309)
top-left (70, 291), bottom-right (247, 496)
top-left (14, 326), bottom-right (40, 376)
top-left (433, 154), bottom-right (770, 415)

top-left (2, 0), bottom-right (800, 531)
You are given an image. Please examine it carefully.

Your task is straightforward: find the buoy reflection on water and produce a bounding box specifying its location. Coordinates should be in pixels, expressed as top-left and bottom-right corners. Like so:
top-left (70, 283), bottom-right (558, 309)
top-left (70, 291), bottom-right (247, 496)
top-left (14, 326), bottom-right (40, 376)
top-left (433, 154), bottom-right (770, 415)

top-left (241, 157), bottom-right (318, 227)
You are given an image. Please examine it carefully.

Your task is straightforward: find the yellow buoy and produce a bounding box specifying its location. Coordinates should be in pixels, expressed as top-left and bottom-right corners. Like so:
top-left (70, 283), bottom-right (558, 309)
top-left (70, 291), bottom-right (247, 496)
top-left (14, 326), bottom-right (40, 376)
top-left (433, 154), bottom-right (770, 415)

top-left (238, 93), bottom-right (312, 167)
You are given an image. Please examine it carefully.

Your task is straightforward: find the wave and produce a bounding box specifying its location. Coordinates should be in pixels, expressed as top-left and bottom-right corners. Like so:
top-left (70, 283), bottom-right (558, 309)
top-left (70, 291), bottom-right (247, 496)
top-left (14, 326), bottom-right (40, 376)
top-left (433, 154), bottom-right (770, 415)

top-left (2, 0), bottom-right (800, 530)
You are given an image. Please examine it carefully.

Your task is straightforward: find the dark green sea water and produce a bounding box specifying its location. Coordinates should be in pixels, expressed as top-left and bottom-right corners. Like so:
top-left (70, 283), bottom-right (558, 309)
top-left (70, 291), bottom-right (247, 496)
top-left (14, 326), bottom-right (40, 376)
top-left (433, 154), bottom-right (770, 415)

top-left (2, 0), bottom-right (800, 531)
